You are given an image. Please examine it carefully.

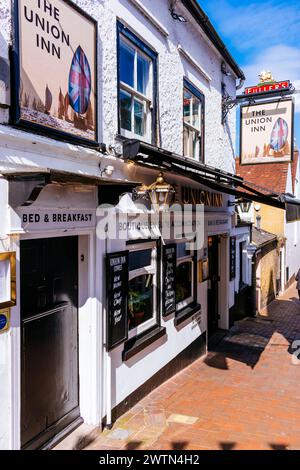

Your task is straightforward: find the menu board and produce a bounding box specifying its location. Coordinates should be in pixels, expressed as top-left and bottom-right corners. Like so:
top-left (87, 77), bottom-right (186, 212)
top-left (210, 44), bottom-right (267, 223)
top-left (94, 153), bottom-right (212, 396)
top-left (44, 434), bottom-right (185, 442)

top-left (106, 251), bottom-right (129, 351)
top-left (162, 244), bottom-right (176, 316)
top-left (230, 237), bottom-right (236, 281)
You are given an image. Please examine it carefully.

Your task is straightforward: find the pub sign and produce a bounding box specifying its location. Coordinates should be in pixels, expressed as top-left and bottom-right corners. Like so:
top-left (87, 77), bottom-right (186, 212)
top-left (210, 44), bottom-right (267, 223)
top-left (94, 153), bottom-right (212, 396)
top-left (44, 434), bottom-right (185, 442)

top-left (240, 99), bottom-right (294, 165)
top-left (13, 0), bottom-right (97, 145)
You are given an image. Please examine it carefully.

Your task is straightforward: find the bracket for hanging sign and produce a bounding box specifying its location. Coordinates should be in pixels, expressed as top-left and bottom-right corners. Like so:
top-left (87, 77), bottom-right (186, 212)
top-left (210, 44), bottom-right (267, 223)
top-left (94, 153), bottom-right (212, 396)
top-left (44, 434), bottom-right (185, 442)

top-left (222, 81), bottom-right (296, 124)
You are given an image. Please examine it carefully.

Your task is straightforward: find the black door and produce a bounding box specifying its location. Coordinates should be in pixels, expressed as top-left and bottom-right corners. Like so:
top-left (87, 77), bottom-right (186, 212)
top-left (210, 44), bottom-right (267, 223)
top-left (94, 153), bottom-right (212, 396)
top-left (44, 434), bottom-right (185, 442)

top-left (21, 236), bottom-right (80, 449)
top-left (207, 236), bottom-right (219, 337)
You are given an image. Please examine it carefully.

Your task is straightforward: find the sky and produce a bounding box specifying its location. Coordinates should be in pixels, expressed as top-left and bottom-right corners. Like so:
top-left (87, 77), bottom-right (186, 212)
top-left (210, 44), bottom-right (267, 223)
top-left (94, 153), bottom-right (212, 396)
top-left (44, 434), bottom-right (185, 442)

top-left (198, 0), bottom-right (300, 147)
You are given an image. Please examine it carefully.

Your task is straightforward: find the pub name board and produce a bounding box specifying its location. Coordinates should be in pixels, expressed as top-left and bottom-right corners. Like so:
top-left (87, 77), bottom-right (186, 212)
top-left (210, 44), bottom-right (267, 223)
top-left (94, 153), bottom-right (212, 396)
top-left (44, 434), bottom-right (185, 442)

top-left (245, 81), bottom-right (290, 96)
top-left (180, 187), bottom-right (224, 208)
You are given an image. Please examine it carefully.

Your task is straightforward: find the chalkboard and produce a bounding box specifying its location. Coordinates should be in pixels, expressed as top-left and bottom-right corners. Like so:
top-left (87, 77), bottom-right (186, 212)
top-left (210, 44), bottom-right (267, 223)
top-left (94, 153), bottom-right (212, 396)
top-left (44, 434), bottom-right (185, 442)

top-left (230, 237), bottom-right (236, 281)
top-left (162, 244), bottom-right (177, 316)
top-left (106, 251), bottom-right (129, 351)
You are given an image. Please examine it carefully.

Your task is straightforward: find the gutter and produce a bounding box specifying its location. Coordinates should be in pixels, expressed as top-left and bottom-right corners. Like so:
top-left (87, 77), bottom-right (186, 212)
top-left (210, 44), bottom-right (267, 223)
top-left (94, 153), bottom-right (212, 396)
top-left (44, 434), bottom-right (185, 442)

top-left (181, 0), bottom-right (245, 81)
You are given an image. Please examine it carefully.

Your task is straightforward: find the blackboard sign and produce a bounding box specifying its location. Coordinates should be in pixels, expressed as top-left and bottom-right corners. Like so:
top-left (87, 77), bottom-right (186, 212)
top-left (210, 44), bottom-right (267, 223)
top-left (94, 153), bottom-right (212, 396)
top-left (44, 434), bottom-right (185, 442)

top-left (230, 237), bottom-right (236, 281)
top-left (162, 244), bottom-right (176, 316)
top-left (106, 251), bottom-right (129, 351)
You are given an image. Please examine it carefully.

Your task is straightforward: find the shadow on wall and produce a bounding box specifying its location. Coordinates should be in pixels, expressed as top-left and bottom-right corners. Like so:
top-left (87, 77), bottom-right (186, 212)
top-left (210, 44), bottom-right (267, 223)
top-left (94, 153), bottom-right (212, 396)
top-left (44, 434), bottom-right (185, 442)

top-left (224, 119), bottom-right (236, 171)
top-left (266, 270), bottom-right (275, 308)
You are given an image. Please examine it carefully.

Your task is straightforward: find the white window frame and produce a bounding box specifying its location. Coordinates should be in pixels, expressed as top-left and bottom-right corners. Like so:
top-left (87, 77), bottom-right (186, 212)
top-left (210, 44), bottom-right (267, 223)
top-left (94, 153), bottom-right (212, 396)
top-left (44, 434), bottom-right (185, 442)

top-left (119, 35), bottom-right (153, 142)
top-left (183, 86), bottom-right (202, 160)
top-left (128, 241), bottom-right (157, 338)
top-left (176, 242), bottom-right (195, 312)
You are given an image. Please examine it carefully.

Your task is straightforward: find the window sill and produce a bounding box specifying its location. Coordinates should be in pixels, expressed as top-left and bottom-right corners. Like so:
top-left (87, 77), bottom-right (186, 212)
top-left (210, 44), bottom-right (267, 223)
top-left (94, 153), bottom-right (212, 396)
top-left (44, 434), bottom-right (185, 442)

top-left (122, 325), bottom-right (167, 361)
top-left (115, 134), bottom-right (155, 147)
top-left (174, 303), bottom-right (201, 326)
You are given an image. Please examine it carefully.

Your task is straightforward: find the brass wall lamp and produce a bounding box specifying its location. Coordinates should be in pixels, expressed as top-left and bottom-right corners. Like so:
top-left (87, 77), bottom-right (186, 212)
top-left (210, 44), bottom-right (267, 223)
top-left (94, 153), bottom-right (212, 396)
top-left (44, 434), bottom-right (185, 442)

top-left (133, 173), bottom-right (175, 212)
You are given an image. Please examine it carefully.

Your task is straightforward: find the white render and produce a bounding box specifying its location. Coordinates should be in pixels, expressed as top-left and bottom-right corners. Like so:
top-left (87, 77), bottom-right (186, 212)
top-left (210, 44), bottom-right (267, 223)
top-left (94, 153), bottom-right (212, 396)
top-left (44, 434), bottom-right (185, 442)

top-left (0, 0), bottom-right (240, 449)
top-left (285, 158), bottom-right (300, 285)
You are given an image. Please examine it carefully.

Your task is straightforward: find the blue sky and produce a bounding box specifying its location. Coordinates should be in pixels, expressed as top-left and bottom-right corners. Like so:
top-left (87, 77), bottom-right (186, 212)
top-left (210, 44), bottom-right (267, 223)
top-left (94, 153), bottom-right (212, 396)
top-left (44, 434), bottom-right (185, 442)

top-left (198, 0), bottom-right (300, 145)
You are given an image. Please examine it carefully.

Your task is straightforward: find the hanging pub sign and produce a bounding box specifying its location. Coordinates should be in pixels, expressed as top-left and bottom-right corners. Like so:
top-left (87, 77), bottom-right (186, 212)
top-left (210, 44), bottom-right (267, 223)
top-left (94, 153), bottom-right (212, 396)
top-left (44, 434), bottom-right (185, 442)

top-left (229, 237), bottom-right (236, 281)
top-left (240, 99), bottom-right (294, 165)
top-left (13, 0), bottom-right (97, 145)
top-left (106, 251), bottom-right (129, 351)
top-left (162, 244), bottom-right (176, 316)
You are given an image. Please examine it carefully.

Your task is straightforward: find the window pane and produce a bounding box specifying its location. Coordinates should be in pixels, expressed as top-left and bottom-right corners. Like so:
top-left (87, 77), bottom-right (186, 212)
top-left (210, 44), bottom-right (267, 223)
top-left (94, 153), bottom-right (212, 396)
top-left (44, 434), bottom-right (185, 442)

top-left (137, 54), bottom-right (150, 95)
top-left (183, 90), bottom-right (192, 124)
top-left (129, 249), bottom-right (152, 271)
top-left (134, 99), bottom-right (145, 136)
top-left (176, 261), bottom-right (192, 304)
top-left (192, 97), bottom-right (200, 129)
top-left (120, 89), bottom-right (132, 131)
top-left (120, 40), bottom-right (135, 87)
top-left (193, 130), bottom-right (199, 159)
top-left (183, 126), bottom-right (199, 159)
top-left (128, 274), bottom-right (153, 329)
top-left (176, 242), bottom-right (189, 259)
top-left (183, 126), bottom-right (189, 157)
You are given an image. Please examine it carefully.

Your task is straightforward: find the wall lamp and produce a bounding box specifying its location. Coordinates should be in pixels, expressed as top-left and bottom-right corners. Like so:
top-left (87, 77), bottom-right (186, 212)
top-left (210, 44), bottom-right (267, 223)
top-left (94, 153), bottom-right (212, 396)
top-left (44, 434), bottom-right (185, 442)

top-left (133, 173), bottom-right (175, 212)
top-left (169, 7), bottom-right (187, 22)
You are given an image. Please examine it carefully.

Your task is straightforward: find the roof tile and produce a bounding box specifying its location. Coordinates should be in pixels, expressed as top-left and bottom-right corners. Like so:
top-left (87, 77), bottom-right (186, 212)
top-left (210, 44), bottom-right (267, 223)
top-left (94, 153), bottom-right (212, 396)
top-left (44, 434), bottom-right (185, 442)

top-left (236, 159), bottom-right (289, 194)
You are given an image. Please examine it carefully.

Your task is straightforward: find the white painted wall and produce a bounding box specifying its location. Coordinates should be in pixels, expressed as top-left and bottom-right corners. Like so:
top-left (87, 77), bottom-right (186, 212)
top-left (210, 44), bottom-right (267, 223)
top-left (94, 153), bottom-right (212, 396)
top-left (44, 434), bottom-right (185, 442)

top-left (285, 158), bottom-right (300, 282)
top-left (234, 226), bottom-right (252, 293)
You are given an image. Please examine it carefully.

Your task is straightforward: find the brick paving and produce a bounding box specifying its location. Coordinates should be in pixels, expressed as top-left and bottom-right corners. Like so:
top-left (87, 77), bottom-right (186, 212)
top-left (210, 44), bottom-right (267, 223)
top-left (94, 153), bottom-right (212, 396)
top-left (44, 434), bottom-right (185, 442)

top-left (76, 284), bottom-right (300, 450)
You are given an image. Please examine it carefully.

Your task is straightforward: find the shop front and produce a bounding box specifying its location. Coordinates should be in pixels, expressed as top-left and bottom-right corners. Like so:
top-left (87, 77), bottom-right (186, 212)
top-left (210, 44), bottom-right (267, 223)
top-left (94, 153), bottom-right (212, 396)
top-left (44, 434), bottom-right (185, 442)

top-left (100, 173), bottom-right (234, 425)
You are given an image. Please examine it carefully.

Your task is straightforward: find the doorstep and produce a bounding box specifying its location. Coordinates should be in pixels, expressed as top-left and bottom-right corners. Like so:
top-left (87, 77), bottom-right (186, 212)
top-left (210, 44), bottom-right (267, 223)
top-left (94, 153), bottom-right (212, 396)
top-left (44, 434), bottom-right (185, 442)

top-left (207, 329), bottom-right (227, 350)
top-left (53, 423), bottom-right (100, 450)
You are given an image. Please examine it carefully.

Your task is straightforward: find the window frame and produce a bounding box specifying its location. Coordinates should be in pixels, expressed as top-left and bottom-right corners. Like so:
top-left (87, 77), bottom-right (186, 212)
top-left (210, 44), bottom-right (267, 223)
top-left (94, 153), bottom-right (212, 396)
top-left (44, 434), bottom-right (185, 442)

top-left (175, 241), bottom-right (198, 314)
top-left (183, 78), bottom-right (205, 162)
top-left (117, 22), bottom-right (158, 144)
top-left (127, 240), bottom-right (159, 338)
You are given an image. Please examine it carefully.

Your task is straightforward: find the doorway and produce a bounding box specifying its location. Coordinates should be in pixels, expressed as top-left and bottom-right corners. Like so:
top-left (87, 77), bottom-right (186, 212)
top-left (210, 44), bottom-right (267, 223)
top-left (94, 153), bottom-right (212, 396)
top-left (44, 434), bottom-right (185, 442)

top-left (20, 236), bottom-right (81, 449)
top-left (207, 236), bottom-right (220, 337)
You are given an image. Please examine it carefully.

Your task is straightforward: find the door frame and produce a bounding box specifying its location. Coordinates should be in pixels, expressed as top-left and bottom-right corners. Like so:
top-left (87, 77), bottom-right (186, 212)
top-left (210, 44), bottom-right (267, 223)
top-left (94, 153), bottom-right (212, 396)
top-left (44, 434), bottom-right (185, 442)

top-left (280, 247), bottom-right (285, 293)
top-left (207, 235), bottom-right (220, 336)
top-left (218, 234), bottom-right (230, 330)
top-left (206, 231), bottom-right (230, 342)
top-left (11, 228), bottom-right (102, 449)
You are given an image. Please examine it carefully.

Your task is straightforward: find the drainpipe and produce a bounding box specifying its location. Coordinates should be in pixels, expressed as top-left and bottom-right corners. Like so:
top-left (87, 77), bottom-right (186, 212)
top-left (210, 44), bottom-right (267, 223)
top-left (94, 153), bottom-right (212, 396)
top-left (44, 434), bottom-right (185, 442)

top-left (236, 78), bottom-right (245, 90)
top-left (251, 253), bottom-right (257, 317)
top-left (106, 351), bottom-right (112, 429)
top-left (104, 231), bottom-right (113, 430)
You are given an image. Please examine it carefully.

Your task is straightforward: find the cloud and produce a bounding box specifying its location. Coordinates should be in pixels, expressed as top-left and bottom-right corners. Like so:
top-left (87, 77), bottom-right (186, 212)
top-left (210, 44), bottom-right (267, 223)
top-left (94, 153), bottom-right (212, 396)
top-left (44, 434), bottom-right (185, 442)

top-left (242, 45), bottom-right (300, 111)
top-left (204, 0), bottom-right (300, 55)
